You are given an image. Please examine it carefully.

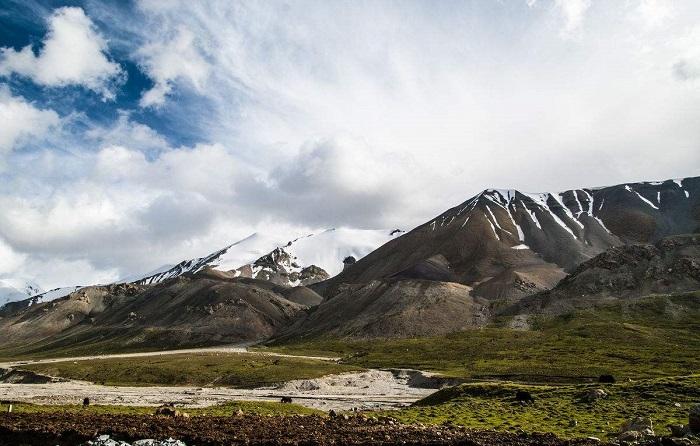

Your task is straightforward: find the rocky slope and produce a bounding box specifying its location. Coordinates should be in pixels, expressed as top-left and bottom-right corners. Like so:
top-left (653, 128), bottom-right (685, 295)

top-left (318, 177), bottom-right (699, 302)
top-left (0, 274), bottom-right (321, 352)
top-left (280, 277), bottom-right (490, 339)
top-left (508, 233), bottom-right (700, 315)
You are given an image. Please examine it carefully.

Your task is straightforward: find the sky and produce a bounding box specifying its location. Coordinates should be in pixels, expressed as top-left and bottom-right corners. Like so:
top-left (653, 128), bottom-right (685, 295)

top-left (0, 0), bottom-right (699, 289)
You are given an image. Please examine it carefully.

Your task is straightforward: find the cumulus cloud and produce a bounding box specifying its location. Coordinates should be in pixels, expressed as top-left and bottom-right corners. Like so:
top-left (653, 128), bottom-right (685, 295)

top-left (0, 86), bottom-right (60, 154)
top-left (2, 1), bottom-right (700, 288)
top-left (136, 27), bottom-right (210, 107)
top-left (85, 112), bottom-right (170, 153)
top-left (0, 7), bottom-right (124, 99)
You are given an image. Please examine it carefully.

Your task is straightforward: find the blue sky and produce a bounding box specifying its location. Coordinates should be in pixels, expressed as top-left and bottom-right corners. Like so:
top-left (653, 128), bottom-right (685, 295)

top-left (1, 0), bottom-right (699, 288)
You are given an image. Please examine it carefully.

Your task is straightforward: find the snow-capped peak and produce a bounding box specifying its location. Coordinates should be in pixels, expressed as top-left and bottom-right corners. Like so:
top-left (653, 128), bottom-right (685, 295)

top-left (0, 278), bottom-right (44, 308)
top-left (129, 227), bottom-right (404, 286)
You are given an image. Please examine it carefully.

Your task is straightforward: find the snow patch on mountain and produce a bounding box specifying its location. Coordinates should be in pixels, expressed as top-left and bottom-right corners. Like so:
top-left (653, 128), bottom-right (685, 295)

top-left (129, 228), bottom-right (404, 286)
top-left (0, 278), bottom-right (43, 308)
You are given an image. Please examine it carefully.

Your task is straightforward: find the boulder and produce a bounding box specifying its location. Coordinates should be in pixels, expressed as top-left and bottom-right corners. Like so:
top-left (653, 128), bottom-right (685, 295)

top-left (619, 417), bottom-right (654, 442)
top-left (581, 388), bottom-right (608, 403)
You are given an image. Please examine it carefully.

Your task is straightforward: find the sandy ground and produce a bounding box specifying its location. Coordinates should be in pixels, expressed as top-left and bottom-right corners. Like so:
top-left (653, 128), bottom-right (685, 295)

top-left (0, 348), bottom-right (433, 411)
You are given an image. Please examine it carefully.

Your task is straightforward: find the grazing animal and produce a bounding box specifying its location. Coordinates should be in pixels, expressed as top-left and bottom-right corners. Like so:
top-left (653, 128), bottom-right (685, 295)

top-left (515, 390), bottom-right (534, 404)
top-left (82, 397), bottom-right (90, 407)
top-left (280, 396), bottom-right (293, 404)
top-left (598, 374), bottom-right (616, 384)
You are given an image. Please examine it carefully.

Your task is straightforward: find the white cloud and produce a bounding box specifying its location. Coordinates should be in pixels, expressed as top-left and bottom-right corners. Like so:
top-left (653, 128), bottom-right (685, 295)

top-left (554, 0), bottom-right (592, 36)
top-left (672, 26), bottom-right (700, 81)
top-left (2, 1), bottom-right (700, 288)
top-left (136, 26), bottom-right (210, 107)
top-left (0, 7), bottom-right (124, 100)
top-left (85, 112), bottom-right (170, 152)
top-left (636, 0), bottom-right (674, 29)
top-left (0, 87), bottom-right (60, 154)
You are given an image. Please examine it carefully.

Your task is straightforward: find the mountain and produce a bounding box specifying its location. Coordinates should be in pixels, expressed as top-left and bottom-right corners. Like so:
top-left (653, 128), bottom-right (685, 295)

top-left (508, 233), bottom-right (700, 316)
top-left (277, 177), bottom-right (700, 339)
top-left (128, 228), bottom-right (404, 286)
top-left (0, 274), bottom-right (322, 352)
top-left (318, 177), bottom-right (699, 302)
top-left (3, 176), bottom-right (699, 348)
top-left (0, 278), bottom-right (43, 308)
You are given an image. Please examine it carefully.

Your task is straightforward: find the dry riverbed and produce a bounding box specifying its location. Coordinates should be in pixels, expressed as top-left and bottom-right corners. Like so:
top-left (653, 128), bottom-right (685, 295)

top-left (0, 347), bottom-right (437, 411)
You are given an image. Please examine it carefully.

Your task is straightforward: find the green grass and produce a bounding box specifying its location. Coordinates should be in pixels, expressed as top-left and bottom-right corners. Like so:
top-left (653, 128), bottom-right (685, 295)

top-left (373, 375), bottom-right (700, 439)
top-left (0, 400), bottom-right (320, 417)
top-left (19, 352), bottom-right (360, 388)
top-left (261, 293), bottom-right (700, 381)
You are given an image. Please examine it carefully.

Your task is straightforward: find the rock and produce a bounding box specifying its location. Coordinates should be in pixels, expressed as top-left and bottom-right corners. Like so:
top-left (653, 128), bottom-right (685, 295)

top-left (618, 430), bottom-right (643, 443)
top-left (296, 380), bottom-right (320, 391)
top-left (234, 409), bottom-right (244, 417)
top-left (690, 404), bottom-right (700, 433)
top-left (581, 388), bottom-right (608, 403)
top-left (619, 417), bottom-right (655, 442)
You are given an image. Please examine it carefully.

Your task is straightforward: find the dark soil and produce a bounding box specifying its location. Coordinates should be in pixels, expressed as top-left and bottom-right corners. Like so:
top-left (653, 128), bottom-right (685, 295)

top-left (0, 412), bottom-right (607, 446)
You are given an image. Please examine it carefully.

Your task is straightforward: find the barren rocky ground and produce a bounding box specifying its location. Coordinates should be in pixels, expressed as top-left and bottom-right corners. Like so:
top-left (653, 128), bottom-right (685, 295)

top-left (0, 412), bottom-right (607, 446)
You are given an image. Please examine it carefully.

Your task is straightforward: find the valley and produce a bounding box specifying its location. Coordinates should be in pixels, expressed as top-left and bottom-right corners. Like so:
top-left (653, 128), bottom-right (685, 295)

top-left (1, 176), bottom-right (699, 445)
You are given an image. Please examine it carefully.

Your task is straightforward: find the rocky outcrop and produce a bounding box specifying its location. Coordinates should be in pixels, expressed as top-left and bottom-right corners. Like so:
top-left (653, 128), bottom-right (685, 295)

top-left (233, 248), bottom-right (330, 287)
top-left (509, 234), bottom-right (700, 316)
top-left (618, 417), bottom-right (654, 443)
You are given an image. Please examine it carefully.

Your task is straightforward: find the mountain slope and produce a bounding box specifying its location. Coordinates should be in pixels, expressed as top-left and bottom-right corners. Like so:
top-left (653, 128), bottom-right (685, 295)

top-left (319, 177), bottom-right (699, 301)
top-left (508, 233), bottom-right (700, 316)
top-left (129, 228), bottom-right (403, 286)
top-left (0, 274), bottom-right (319, 353)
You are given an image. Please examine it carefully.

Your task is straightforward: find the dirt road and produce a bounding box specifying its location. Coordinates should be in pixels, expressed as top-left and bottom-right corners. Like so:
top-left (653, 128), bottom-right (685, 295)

top-left (0, 344), bottom-right (340, 369)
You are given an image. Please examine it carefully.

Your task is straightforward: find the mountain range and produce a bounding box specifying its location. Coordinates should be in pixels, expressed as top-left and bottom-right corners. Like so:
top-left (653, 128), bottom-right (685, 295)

top-left (1, 176), bottom-right (698, 353)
